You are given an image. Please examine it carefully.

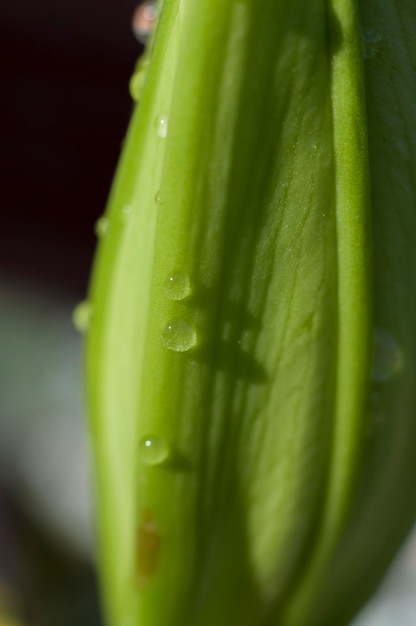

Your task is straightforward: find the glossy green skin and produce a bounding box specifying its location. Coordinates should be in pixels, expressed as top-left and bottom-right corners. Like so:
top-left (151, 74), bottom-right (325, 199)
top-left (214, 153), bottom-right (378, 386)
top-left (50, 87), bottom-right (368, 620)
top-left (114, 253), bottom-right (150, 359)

top-left (85, 1), bottom-right (416, 625)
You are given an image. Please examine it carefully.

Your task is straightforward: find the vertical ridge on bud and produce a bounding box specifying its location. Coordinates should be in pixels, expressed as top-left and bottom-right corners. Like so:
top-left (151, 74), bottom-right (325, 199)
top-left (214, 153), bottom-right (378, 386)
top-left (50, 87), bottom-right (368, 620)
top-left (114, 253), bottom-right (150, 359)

top-left (291, 1), bottom-right (416, 624)
top-left (279, 0), bottom-right (373, 622)
top-left (85, 2), bottom-right (184, 624)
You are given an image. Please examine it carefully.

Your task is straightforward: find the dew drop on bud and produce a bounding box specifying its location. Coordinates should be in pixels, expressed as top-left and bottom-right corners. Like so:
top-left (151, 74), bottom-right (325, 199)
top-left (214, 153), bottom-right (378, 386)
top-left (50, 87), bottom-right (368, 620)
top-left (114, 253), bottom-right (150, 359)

top-left (94, 216), bottom-right (109, 238)
top-left (396, 140), bottom-right (410, 160)
top-left (122, 203), bottom-right (133, 216)
top-left (164, 273), bottom-right (192, 301)
top-left (161, 320), bottom-right (197, 352)
top-left (155, 114), bottom-right (168, 138)
top-left (372, 327), bottom-right (403, 383)
top-left (140, 436), bottom-right (170, 466)
top-left (362, 28), bottom-right (382, 44)
top-left (130, 71), bottom-right (145, 102)
top-left (73, 301), bottom-right (93, 334)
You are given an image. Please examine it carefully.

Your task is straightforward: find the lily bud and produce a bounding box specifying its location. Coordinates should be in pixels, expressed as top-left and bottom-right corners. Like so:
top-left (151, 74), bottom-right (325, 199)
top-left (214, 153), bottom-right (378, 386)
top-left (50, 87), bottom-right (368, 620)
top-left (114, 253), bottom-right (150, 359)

top-left (85, 1), bottom-right (416, 625)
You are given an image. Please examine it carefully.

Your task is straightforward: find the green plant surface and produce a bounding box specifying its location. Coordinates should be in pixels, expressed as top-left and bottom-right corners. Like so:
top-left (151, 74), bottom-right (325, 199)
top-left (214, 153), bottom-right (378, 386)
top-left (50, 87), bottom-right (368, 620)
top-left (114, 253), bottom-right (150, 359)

top-left (84, 1), bottom-right (416, 625)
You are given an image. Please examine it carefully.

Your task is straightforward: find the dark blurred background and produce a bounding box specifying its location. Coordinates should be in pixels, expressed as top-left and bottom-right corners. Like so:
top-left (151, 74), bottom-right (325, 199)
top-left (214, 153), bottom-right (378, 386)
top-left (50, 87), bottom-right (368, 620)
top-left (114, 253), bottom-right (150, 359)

top-left (1, 0), bottom-right (140, 294)
top-left (0, 1), bottom-right (142, 623)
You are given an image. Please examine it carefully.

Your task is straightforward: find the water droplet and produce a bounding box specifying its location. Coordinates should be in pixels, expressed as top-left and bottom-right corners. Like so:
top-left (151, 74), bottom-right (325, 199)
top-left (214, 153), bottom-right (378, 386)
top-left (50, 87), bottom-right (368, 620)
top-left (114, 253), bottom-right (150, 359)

top-left (155, 115), bottom-right (168, 138)
top-left (132, 1), bottom-right (159, 44)
top-left (372, 328), bottom-right (403, 383)
top-left (129, 56), bottom-right (150, 102)
top-left (362, 29), bottom-right (382, 44)
top-left (129, 70), bottom-right (146, 102)
top-left (122, 203), bottom-right (133, 216)
top-left (94, 216), bottom-right (109, 238)
top-left (164, 273), bottom-right (191, 301)
top-left (140, 436), bottom-right (170, 466)
top-left (161, 320), bottom-right (197, 352)
top-left (73, 301), bottom-right (92, 334)
top-left (154, 191), bottom-right (161, 205)
top-left (396, 140), bottom-right (410, 160)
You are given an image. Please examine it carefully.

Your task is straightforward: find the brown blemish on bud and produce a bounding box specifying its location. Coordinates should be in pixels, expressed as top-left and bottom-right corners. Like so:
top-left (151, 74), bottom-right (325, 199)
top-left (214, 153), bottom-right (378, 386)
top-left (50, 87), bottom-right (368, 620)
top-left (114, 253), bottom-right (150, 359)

top-left (136, 509), bottom-right (161, 588)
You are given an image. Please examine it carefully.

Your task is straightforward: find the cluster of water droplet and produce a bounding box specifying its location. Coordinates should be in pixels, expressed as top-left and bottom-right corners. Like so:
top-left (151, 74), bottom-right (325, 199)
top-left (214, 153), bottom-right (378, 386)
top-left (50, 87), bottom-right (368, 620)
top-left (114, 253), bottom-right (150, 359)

top-left (160, 272), bottom-right (197, 352)
top-left (138, 274), bottom-right (196, 467)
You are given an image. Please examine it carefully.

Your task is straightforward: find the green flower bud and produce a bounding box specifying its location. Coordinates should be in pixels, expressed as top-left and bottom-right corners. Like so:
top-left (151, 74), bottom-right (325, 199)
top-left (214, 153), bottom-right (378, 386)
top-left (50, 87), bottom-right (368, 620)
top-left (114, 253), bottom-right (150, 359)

top-left (84, 1), bottom-right (416, 625)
